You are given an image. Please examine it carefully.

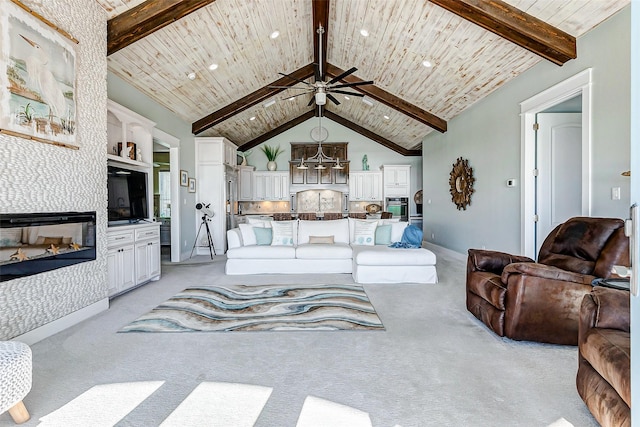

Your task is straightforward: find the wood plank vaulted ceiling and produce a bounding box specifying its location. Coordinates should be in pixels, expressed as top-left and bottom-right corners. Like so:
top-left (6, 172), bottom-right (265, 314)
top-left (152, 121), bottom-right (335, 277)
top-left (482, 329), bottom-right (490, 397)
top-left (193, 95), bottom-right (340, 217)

top-left (99, 0), bottom-right (628, 155)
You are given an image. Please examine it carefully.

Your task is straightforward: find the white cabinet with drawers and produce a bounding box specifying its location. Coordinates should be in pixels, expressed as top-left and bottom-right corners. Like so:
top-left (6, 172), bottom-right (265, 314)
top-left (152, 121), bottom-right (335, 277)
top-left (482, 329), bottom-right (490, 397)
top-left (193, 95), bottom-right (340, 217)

top-left (107, 223), bottom-right (161, 297)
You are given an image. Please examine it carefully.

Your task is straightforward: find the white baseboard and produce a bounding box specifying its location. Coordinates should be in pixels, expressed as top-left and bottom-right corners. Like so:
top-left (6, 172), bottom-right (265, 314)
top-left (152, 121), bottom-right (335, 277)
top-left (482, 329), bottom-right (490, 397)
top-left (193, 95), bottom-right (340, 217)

top-left (14, 298), bottom-right (109, 346)
top-left (423, 241), bottom-right (467, 262)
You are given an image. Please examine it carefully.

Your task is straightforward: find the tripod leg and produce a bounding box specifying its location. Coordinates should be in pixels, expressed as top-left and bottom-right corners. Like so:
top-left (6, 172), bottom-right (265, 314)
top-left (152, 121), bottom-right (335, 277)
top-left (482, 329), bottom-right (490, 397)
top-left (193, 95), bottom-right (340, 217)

top-left (190, 220), bottom-right (205, 258)
top-left (203, 219), bottom-right (216, 258)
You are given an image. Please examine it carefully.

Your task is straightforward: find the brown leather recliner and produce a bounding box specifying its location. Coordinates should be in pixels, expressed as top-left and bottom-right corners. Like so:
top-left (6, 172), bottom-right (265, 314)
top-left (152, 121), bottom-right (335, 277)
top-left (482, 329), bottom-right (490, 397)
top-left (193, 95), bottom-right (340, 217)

top-left (466, 217), bottom-right (629, 345)
top-left (577, 287), bottom-right (630, 427)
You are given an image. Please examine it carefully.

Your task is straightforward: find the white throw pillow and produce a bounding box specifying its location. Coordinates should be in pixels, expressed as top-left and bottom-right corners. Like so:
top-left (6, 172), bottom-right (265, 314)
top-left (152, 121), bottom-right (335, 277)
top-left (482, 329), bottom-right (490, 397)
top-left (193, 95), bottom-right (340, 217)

top-left (238, 223), bottom-right (258, 246)
top-left (351, 220), bottom-right (377, 246)
top-left (348, 217), bottom-right (379, 242)
top-left (271, 221), bottom-right (295, 246)
top-left (390, 222), bottom-right (409, 242)
top-left (246, 217), bottom-right (272, 228)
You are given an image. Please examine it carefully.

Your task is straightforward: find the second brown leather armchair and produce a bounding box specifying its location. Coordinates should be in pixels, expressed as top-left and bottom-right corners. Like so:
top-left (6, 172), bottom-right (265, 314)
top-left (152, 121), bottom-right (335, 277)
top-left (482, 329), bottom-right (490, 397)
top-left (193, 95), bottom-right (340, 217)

top-left (466, 217), bottom-right (629, 345)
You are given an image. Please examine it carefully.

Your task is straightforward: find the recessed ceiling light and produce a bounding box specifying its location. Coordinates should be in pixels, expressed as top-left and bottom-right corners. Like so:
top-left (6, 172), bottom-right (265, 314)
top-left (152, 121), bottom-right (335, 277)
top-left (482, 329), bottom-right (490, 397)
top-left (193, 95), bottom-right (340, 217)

top-left (288, 97), bottom-right (295, 101)
top-left (344, 96), bottom-right (350, 100)
top-left (422, 60), bottom-right (432, 68)
top-left (263, 99), bottom-right (276, 108)
top-left (208, 63), bottom-right (218, 70)
top-left (187, 72), bottom-right (196, 80)
top-left (249, 116), bottom-right (256, 121)
top-left (360, 29), bottom-right (369, 37)
top-left (383, 115), bottom-right (390, 120)
top-left (270, 30), bottom-right (280, 39)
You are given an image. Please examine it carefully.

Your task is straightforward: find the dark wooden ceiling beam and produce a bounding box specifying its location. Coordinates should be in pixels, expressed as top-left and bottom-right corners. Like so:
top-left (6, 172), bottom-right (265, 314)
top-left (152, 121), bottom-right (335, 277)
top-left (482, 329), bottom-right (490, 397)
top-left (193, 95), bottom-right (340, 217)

top-left (107, 0), bottom-right (215, 56)
top-left (324, 111), bottom-right (422, 156)
top-left (428, 0), bottom-right (576, 65)
top-left (238, 110), bottom-right (316, 151)
top-left (312, 0), bottom-right (330, 79)
top-left (192, 64), bottom-right (315, 135)
top-left (325, 63), bottom-right (447, 133)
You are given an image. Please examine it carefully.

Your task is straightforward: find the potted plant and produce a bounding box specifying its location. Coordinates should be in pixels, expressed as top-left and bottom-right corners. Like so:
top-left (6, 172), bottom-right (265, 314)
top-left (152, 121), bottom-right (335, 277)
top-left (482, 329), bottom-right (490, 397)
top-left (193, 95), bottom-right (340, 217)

top-left (260, 144), bottom-right (284, 171)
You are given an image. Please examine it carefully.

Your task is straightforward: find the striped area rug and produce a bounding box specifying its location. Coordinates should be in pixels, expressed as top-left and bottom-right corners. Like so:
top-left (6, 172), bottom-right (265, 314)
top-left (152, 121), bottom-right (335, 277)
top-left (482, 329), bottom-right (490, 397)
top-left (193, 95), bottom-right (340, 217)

top-left (119, 284), bottom-right (384, 332)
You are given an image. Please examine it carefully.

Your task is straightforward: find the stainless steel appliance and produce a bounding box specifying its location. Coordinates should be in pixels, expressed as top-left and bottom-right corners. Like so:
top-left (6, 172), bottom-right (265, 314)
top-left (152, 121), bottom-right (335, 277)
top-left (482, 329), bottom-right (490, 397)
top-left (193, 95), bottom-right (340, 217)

top-left (385, 197), bottom-right (409, 221)
top-left (225, 167), bottom-right (238, 231)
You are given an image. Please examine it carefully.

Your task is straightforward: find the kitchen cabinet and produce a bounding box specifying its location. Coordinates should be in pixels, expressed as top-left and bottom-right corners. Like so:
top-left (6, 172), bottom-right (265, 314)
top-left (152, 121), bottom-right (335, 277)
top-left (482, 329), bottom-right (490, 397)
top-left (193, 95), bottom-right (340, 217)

top-left (349, 171), bottom-right (382, 201)
top-left (289, 142), bottom-right (349, 186)
top-left (107, 223), bottom-right (160, 297)
top-left (253, 172), bottom-right (289, 201)
top-left (238, 166), bottom-right (255, 201)
top-left (381, 165), bottom-right (411, 198)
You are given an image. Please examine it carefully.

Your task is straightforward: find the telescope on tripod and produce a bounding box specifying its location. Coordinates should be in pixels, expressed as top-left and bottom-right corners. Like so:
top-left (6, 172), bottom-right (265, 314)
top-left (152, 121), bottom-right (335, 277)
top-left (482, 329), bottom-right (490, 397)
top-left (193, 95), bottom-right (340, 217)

top-left (190, 202), bottom-right (216, 259)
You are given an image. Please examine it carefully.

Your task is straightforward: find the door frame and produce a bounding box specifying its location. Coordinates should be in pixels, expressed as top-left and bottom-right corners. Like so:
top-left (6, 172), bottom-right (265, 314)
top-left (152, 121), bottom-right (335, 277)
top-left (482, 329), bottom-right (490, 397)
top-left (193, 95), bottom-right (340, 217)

top-left (519, 68), bottom-right (593, 259)
top-left (153, 128), bottom-right (181, 263)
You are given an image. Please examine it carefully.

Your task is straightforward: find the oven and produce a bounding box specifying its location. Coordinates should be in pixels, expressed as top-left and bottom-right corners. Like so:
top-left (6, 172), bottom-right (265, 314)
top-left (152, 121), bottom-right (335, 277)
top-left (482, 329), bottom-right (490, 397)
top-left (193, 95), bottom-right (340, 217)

top-left (385, 197), bottom-right (409, 221)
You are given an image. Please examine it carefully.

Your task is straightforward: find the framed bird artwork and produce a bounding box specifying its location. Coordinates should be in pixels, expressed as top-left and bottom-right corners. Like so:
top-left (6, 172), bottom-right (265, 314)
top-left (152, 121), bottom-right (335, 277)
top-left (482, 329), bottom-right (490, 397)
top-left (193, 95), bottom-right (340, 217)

top-left (0, 0), bottom-right (78, 149)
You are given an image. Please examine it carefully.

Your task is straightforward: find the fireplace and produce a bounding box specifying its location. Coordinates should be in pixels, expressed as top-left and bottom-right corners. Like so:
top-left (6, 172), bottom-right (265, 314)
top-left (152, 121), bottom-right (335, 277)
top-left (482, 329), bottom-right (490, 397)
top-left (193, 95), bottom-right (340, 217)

top-left (0, 212), bottom-right (96, 282)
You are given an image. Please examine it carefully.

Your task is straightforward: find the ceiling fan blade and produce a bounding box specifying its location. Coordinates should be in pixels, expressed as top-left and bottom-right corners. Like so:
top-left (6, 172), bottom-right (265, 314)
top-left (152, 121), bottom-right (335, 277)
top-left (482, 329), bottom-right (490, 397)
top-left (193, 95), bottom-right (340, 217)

top-left (326, 93), bottom-right (341, 106)
top-left (329, 80), bottom-right (374, 90)
top-left (268, 85), bottom-right (311, 90)
top-left (329, 89), bottom-right (365, 97)
top-left (327, 67), bottom-right (357, 84)
top-left (307, 95), bottom-right (315, 106)
top-left (281, 91), bottom-right (313, 101)
top-left (278, 72), bottom-right (312, 86)
top-left (313, 63), bottom-right (321, 82)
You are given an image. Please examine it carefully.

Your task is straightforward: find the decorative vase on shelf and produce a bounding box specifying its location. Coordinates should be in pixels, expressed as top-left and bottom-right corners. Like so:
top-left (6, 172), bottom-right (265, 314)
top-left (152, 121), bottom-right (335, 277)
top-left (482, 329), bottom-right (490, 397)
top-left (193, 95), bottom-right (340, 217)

top-left (267, 161), bottom-right (277, 171)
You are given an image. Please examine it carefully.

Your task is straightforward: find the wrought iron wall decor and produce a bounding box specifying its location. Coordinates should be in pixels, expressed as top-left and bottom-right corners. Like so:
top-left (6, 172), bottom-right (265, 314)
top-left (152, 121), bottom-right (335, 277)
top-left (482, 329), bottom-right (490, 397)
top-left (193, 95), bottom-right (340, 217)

top-left (449, 157), bottom-right (475, 210)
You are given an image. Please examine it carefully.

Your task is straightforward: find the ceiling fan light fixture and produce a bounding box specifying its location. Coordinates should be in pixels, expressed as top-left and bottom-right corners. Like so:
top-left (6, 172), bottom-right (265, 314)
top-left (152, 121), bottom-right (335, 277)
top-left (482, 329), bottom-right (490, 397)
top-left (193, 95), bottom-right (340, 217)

top-left (360, 29), bottom-right (369, 37)
top-left (270, 30), bottom-right (280, 39)
top-left (315, 92), bottom-right (327, 105)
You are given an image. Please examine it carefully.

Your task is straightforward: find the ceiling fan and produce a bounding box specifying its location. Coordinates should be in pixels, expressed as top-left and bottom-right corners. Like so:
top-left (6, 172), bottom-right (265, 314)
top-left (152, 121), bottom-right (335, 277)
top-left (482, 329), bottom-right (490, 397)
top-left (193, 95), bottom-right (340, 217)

top-left (269, 25), bottom-right (374, 106)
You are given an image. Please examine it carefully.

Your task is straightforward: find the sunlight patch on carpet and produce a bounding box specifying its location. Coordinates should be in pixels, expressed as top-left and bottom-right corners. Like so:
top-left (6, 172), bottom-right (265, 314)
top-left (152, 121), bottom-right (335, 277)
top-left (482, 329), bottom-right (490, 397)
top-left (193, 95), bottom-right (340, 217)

top-left (160, 382), bottom-right (272, 427)
top-left (296, 396), bottom-right (373, 427)
top-left (39, 381), bottom-right (164, 426)
top-left (119, 284), bottom-right (384, 332)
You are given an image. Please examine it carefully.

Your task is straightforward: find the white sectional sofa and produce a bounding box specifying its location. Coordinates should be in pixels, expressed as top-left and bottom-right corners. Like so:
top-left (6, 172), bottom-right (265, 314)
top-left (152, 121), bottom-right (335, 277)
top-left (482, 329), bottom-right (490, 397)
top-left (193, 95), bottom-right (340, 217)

top-left (225, 218), bottom-right (438, 284)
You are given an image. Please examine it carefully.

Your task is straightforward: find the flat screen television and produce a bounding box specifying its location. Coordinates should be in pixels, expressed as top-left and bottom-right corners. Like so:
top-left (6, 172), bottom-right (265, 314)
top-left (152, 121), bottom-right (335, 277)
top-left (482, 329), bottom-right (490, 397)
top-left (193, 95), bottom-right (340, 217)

top-left (107, 165), bottom-right (149, 223)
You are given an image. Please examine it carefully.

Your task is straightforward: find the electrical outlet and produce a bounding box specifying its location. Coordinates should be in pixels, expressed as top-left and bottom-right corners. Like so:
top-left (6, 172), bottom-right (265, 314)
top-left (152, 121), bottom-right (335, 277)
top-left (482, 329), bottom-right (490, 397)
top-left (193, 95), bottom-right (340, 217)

top-left (431, 232), bottom-right (435, 240)
top-left (612, 187), bottom-right (621, 200)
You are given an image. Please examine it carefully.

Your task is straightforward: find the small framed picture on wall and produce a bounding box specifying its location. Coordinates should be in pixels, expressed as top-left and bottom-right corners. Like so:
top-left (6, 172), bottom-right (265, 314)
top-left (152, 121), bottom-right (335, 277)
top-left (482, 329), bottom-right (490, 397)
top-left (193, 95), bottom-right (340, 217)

top-left (180, 170), bottom-right (188, 187)
top-left (188, 178), bottom-right (196, 193)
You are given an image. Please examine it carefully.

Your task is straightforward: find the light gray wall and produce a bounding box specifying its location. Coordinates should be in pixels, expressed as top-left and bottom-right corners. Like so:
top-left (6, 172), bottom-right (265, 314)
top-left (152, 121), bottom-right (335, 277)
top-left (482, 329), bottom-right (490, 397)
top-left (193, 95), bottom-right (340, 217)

top-left (422, 6), bottom-right (631, 254)
top-left (251, 117), bottom-right (423, 215)
top-left (629, 2), bottom-right (639, 423)
top-left (107, 72), bottom-right (196, 260)
top-left (0, 0), bottom-right (107, 339)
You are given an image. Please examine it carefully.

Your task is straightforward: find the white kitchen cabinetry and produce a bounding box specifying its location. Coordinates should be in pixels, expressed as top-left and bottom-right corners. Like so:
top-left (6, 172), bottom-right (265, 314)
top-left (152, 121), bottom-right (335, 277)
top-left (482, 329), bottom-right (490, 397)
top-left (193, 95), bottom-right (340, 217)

top-left (238, 166), bottom-right (255, 201)
top-left (253, 172), bottom-right (289, 201)
top-left (195, 137), bottom-right (238, 254)
top-left (107, 223), bottom-right (160, 297)
top-left (381, 165), bottom-right (411, 197)
top-left (349, 171), bottom-right (382, 201)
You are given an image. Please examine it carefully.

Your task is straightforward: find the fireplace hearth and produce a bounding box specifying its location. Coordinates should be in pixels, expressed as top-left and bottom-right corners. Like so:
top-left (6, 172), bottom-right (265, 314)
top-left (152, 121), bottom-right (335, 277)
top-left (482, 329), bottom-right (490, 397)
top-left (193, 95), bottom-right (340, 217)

top-left (0, 212), bottom-right (96, 282)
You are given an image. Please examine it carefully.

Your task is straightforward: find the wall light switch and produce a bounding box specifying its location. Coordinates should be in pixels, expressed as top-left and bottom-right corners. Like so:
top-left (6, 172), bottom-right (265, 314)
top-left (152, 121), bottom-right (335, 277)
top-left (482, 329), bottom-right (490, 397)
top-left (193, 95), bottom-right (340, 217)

top-left (612, 187), bottom-right (621, 200)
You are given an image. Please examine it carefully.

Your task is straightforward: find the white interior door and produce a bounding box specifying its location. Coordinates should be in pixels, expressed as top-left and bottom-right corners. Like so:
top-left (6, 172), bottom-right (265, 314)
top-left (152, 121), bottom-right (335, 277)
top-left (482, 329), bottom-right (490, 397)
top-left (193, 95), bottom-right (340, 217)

top-left (536, 113), bottom-right (582, 254)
